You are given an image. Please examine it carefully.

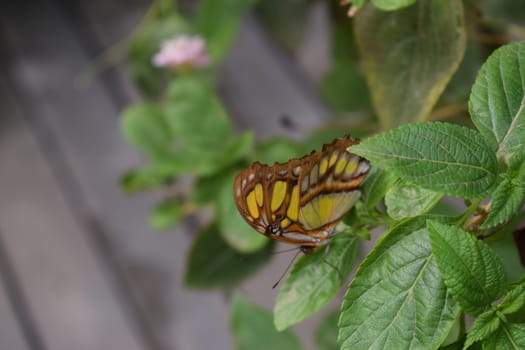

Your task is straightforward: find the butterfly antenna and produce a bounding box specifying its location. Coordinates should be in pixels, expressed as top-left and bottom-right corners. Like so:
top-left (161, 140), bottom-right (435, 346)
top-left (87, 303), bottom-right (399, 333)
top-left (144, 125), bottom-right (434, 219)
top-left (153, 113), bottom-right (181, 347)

top-left (272, 249), bottom-right (301, 289)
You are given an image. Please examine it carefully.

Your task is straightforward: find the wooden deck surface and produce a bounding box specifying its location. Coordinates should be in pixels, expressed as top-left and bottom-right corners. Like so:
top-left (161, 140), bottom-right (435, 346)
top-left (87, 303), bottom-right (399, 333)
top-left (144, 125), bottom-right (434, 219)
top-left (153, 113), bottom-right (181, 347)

top-left (0, 1), bottom-right (328, 349)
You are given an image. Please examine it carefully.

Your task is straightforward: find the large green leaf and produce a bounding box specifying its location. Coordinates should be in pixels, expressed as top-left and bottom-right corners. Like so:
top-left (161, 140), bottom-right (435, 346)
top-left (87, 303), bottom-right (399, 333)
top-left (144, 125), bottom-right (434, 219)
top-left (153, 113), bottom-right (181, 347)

top-left (184, 224), bottom-right (272, 288)
top-left (385, 180), bottom-right (443, 220)
top-left (338, 217), bottom-right (460, 350)
top-left (354, 0), bottom-right (466, 128)
top-left (350, 122), bottom-right (498, 198)
top-left (274, 233), bottom-right (358, 331)
top-left (231, 293), bottom-right (302, 350)
top-left (469, 41), bottom-right (525, 159)
top-left (427, 221), bottom-right (507, 315)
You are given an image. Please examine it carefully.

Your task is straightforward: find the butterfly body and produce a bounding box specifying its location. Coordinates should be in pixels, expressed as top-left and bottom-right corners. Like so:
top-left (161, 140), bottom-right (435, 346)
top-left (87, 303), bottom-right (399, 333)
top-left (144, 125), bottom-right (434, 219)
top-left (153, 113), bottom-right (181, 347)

top-left (233, 136), bottom-right (369, 254)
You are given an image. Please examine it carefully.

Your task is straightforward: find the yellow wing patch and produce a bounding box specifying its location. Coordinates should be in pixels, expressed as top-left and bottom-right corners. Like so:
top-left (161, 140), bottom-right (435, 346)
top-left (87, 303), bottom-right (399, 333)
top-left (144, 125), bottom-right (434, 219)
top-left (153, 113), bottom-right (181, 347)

top-left (319, 157), bottom-right (329, 176)
top-left (271, 181), bottom-right (287, 211)
top-left (254, 183), bottom-right (264, 206)
top-left (287, 185), bottom-right (300, 221)
top-left (246, 190), bottom-right (259, 219)
top-left (335, 155), bottom-right (348, 175)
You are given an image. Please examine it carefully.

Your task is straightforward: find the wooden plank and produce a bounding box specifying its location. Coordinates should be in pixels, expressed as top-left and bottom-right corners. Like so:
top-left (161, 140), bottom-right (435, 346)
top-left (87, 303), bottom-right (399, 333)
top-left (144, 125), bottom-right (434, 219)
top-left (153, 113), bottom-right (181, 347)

top-left (0, 2), bottom-right (232, 349)
top-left (0, 255), bottom-right (30, 350)
top-left (0, 77), bottom-right (147, 349)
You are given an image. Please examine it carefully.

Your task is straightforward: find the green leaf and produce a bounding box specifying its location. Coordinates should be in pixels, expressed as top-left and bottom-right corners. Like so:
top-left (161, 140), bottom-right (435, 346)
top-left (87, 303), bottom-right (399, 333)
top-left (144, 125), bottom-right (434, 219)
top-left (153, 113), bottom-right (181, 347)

top-left (149, 199), bottom-right (184, 230)
top-left (164, 76), bottom-right (232, 152)
top-left (354, 0), bottom-right (466, 128)
top-left (231, 293), bottom-right (302, 350)
top-left (499, 278), bottom-right (525, 316)
top-left (338, 217), bottom-right (460, 350)
top-left (217, 172), bottom-right (269, 253)
top-left (314, 310), bottom-right (340, 350)
top-left (385, 180), bottom-right (443, 220)
top-left (161, 78), bottom-right (253, 176)
top-left (119, 167), bottom-right (173, 193)
top-left (469, 41), bottom-right (525, 159)
top-left (121, 104), bottom-right (172, 159)
top-left (482, 323), bottom-right (525, 350)
top-left (371, 0), bottom-right (416, 11)
top-left (427, 221), bottom-right (507, 315)
top-left (184, 224), bottom-right (272, 288)
top-left (464, 309), bottom-right (501, 349)
top-left (481, 179), bottom-right (525, 229)
top-left (350, 122), bottom-right (498, 198)
top-left (360, 167), bottom-right (398, 210)
top-left (197, 0), bottom-right (257, 60)
top-left (274, 233), bottom-right (358, 331)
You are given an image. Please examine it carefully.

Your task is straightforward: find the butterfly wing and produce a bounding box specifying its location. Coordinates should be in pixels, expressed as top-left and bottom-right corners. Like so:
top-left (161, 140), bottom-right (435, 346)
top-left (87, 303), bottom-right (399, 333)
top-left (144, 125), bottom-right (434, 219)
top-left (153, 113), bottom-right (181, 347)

top-left (296, 136), bottom-right (369, 234)
top-left (233, 136), bottom-right (369, 249)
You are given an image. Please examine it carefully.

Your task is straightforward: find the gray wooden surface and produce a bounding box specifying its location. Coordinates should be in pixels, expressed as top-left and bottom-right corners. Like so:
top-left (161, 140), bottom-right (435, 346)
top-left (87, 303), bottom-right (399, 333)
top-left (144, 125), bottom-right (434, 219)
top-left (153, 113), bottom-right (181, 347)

top-left (0, 0), bottom-right (329, 349)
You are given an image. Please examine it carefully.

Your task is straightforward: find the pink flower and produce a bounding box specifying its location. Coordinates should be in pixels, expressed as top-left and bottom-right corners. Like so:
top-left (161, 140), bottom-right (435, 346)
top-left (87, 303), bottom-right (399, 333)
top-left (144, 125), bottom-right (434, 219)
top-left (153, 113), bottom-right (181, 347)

top-left (152, 35), bottom-right (210, 69)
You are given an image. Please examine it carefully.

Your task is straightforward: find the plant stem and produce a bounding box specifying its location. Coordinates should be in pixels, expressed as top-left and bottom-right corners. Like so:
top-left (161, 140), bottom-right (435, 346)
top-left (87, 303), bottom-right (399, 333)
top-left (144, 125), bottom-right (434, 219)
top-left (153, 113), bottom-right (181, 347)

top-left (456, 199), bottom-right (481, 227)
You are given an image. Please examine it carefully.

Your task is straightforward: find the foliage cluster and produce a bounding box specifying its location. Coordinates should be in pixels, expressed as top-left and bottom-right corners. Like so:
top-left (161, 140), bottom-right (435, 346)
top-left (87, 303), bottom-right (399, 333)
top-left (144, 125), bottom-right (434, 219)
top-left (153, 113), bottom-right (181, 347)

top-left (120, 0), bottom-right (525, 348)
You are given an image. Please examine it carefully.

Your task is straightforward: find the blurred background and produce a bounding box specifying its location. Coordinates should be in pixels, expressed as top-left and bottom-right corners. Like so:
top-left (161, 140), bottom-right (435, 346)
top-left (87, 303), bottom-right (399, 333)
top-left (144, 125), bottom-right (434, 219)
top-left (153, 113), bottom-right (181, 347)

top-left (2, 0), bottom-right (525, 349)
top-left (0, 0), bottom-right (339, 349)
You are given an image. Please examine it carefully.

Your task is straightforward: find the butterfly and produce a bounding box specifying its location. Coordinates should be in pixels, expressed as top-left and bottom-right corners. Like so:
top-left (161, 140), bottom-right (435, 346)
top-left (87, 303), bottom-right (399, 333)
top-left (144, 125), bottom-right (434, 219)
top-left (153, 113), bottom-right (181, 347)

top-left (233, 136), bottom-right (370, 254)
